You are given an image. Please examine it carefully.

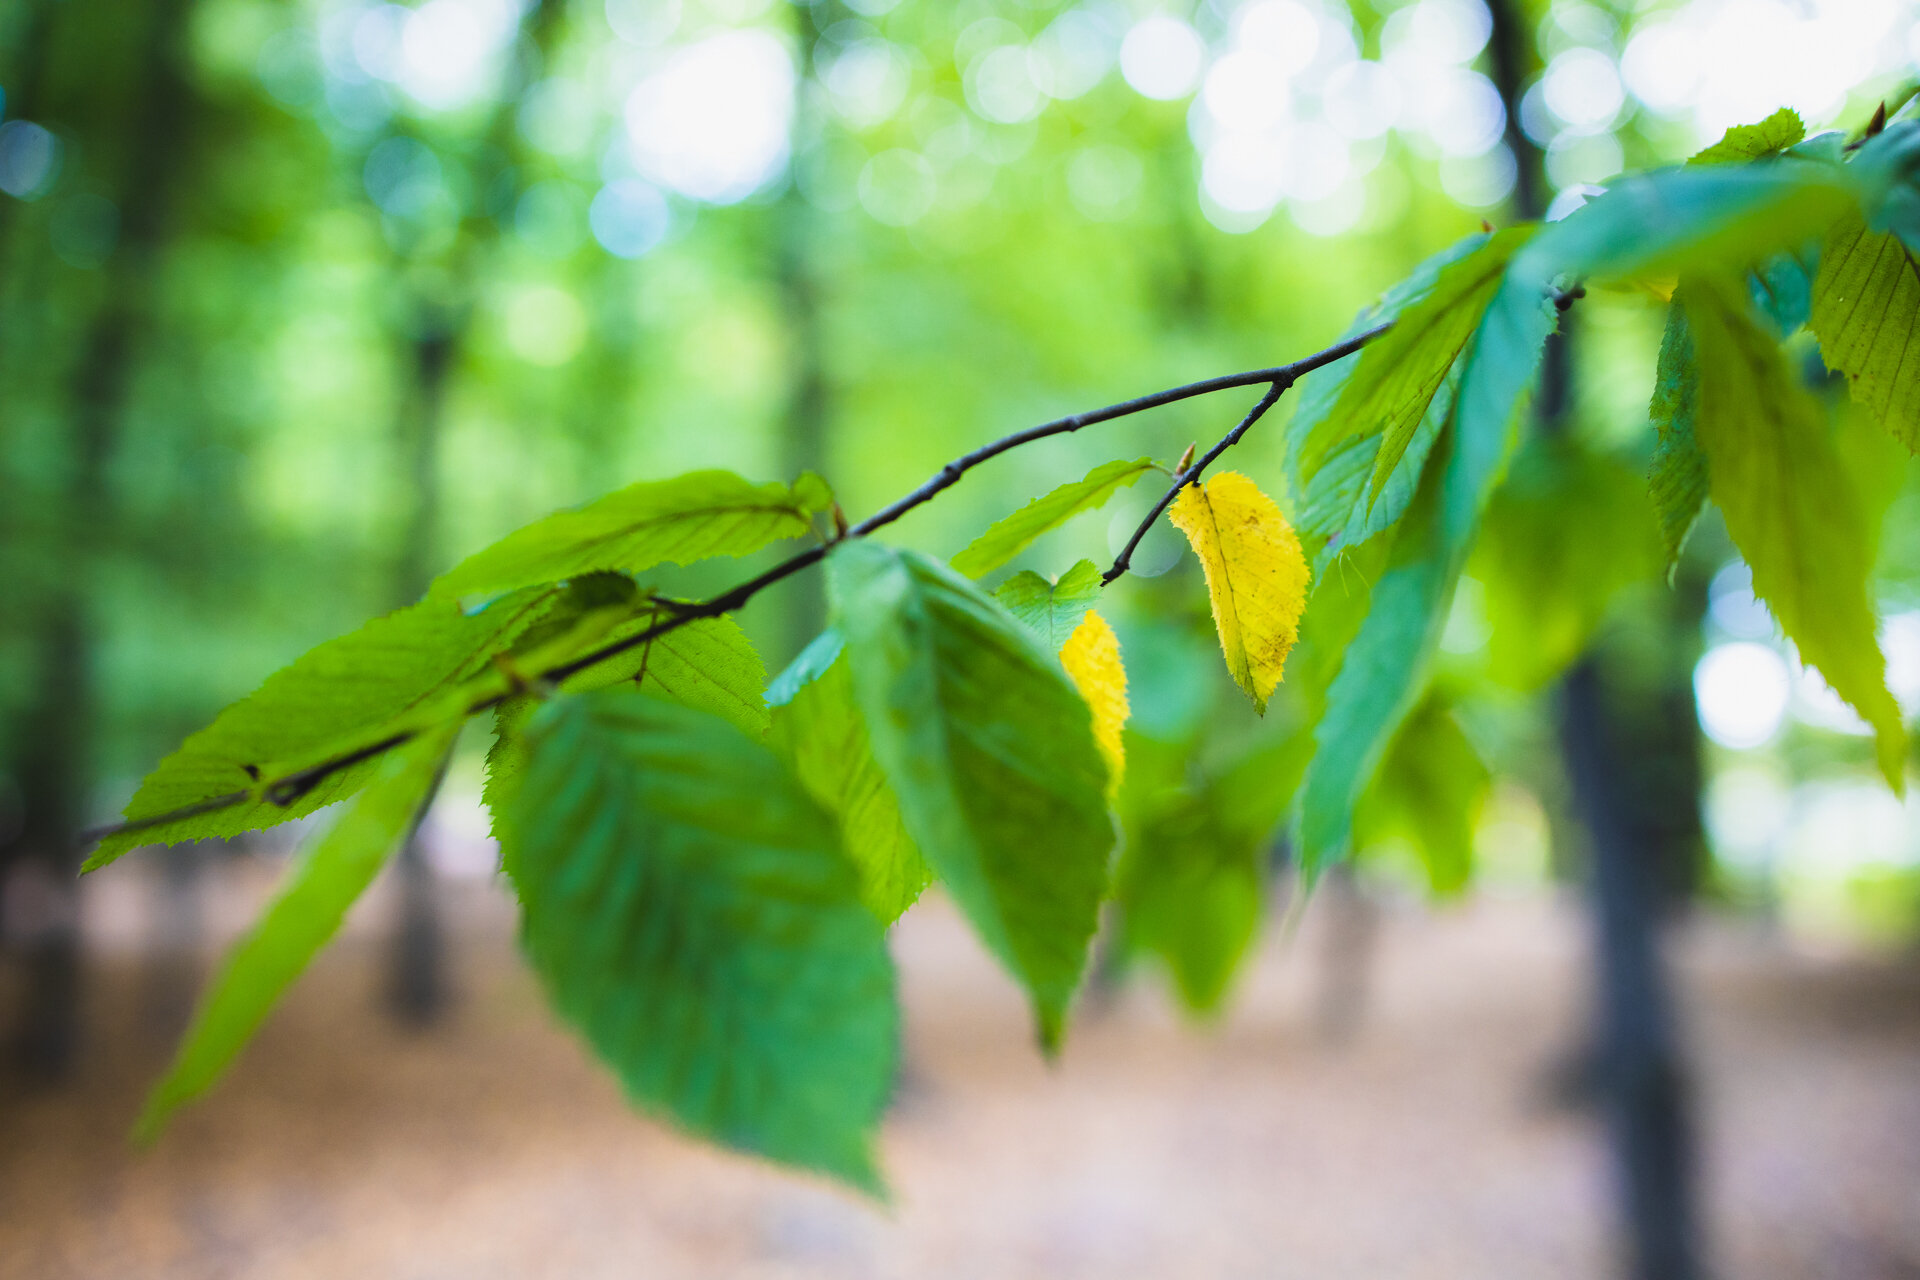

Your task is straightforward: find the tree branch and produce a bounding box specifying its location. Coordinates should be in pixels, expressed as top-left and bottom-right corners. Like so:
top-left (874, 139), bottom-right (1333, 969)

top-left (80, 324), bottom-right (1393, 850)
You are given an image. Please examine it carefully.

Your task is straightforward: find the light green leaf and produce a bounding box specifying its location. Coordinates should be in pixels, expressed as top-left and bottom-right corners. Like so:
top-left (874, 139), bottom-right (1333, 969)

top-left (1682, 276), bottom-right (1908, 788)
top-left (483, 604), bottom-right (768, 833)
top-left (992, 558), bottom-right (1104, 650)
top-left (769, 654), bottom-right (932, 924)
top-left (137, 722), bottom-right (459, 1140)
top-left (431, 470), bottom-right (832, 602)
top-left (829, 542), bottom-right (1113, 1051)
top-left (1308, 227), bottom-right (1535, 510)
top-left (1689, 107), bottom-right (1805, 165)
top-left (90, 589), bottom-right (558, 869)
top-left (951, 459), bottom-right (1157, 578)
top-left (505, 689), bottom-right (896, 1193)
top-left (1648, 305), bottom-right (1710, 571)
top-left (1810, 210), bottom-right (1920, 453)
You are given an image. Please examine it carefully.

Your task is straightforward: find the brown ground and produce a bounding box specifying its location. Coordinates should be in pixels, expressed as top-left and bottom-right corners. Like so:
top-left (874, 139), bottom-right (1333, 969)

top-left (3, 867), bottom-right (1918, 1280)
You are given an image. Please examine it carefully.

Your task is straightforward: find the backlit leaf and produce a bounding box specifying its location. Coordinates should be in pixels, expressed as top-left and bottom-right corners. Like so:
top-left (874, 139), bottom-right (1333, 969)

top-left (829, 542), bottom-right (1112, 1051)
top-left (90, 588), bottom-right (557, 869)
top-left (1682, 275), bottom-right (1908, 787)
top-left (137, 722), bottom-right (459, 1140)
top-left (768, 650), bottom-right (932, 925)
top-left (1353, 696), bottom-right (1488, 896)
top-left (1168, 471), bottom-right (1310, 715)
top-left (992, 558), bottom-right (1104, 649)
top-left (951, 458), bottom-right (1156, 578)
top-left (432, 469), bottom-right (832, 602)
top-left (504, 689), bottom-right (896, 1193)
top-left (1059, 610), bottom-right (1129, 794)
top-left (1688, 107), bottom-right (1805, 165)
top-left (1810, 210), bottom-right (1920, 453)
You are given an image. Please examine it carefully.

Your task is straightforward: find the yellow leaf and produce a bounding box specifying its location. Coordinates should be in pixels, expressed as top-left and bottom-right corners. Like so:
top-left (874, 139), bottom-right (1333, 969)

top-left (1168, 471), bottom-right (1310, 714)
top-left (1060, 610), bottom-right (1128, 794)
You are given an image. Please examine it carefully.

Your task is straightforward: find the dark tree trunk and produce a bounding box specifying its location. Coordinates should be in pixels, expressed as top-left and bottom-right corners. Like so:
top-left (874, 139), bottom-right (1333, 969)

top-left (1483, 2), bottom-right (1706, 1275)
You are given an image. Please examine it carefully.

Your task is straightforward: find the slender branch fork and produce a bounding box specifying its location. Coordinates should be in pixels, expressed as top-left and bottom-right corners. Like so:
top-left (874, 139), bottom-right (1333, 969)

top-left (79, 322), bottom-right (1394, 849)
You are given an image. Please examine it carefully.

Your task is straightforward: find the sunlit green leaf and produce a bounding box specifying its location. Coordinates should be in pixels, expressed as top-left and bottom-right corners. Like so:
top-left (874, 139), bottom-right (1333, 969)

top-left (1689, 107), bottom-right (1805, 165)
top-left (504, 689), bottom-right (895, 1193)
top-left (431, 469), bottom-right (832, 602)
top-left (1810, 210), bottom-right (1920, 453)
top-left (829, 542), bottom-right (1112, 1051)
top-left (951, 459), bottom-right (1156, 578)
top-left (1683, 275), bottom-right (1908, 787)
top-left (90, 588), bottom-right (558, 869)
top-left (769, 651), bottom-right (932, 925)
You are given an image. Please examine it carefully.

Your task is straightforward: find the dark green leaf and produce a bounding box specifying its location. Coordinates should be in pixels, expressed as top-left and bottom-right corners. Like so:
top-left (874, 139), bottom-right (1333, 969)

top-left (992, 558), bottom-right (1104, 650)
top-left (1683, 275), bottom-right (1908, 787)
top-left (829, 542), bottom-right (1112, 1050)
top-left (137, 722), bottom-right (458, 1140)
top-left (432, 470), bottom-right (832, 603)
top-left (505, 689), bottom-right (895, 1193)
top-left (951, 459), bottom-right (1156, 579)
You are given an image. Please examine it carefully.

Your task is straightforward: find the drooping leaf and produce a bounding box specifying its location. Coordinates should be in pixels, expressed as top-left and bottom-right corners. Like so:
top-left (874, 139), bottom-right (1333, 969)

top-left (1682, 275), bottom-right (1908, 787)
top-left (1059, 610), bottom-right (1129, 794)
top-left (992, 558), bottom-right (1104, 649)
top-left (1353, 696), bottom-right (1488, 896)
top-left (1810, 210), bottom-right (1920, 453)
top-left (766, 627), bottom-right (846, 707)
top-left (1647, 305), bottom-right (1710, 571)
top-left (504, 689), bottom-right (896, 1193)
top-left (1689, 107), bottom-right (1805, 165)
top-left (137, 722), bottom-right (459, 1140)
top-left (89, 588), bottom-right (558, 869)
top-left (1296, 265), bottom-right (1558, 874)
top-left (829, 542), bottom-right (1112, 1050)
top-left (1308, 228), bottom-right (1534, 510)
top-left (431, 470), bottom-right (832, 603)
top-left (768, 650), bottom-right (931, 925)
top-left (951, 459), bottom-right (1156, 578)
top-left (1168, 471), bottom-right (1310, 715)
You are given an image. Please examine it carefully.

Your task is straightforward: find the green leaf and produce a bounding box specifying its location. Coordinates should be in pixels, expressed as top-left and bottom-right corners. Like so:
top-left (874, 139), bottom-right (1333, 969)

top-left (1689, 107), bottom-right (1805, 165)
top-left (90, 589), bottom-right (558, 869)
top-left (137, 722), bottom-right (459, 1140)
top-left (829, 542), bottom-right (1113, 1050)
top-left (483, 604), bottom-right (768, 833)
top-left (1353, 696), bottom-right (1488, 897)
top-left (992, 558), bottom-right (1104, 650)
top-left (951, 459), bottom-right (1156, 578)
top-left (1310, 227), bottom-right (1535, 510)
top-left (769, 653), bottom-right (932, 924)
top-left (1648, 305), bottom-right (1710, 571)
top-left (1810, 210), bottom-right (1920, 453)
top-left (1296, 264), bottom-right (1558, 873)
top-left (504, 689), bottom-right (896, 1193)
top-left (1682, 275), bottom-right (1908, 787)
top-left (431, 470), bottom-right (832, 603)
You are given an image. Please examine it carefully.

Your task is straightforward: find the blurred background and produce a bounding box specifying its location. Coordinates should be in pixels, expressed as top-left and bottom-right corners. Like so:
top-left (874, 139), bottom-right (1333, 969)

top-left (2, 0), bottom-right (1918, 1275)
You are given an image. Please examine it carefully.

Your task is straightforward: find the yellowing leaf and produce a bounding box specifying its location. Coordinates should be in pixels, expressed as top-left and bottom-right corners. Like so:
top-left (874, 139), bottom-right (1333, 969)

top-left (1168, 472), bottom-right (1310, 714)
top-left (1059, 610), bottom-right (1128, 794)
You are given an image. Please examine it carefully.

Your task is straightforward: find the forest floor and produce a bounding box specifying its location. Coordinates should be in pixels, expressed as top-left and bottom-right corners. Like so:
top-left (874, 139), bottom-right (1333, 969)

top-left (2, 863), bottom-right (1918, 1280)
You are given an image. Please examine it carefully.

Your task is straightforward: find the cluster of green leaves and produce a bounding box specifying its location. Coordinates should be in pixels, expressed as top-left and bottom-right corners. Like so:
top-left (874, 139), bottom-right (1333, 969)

top-left (96, 107), bottom-right (1920, 1193)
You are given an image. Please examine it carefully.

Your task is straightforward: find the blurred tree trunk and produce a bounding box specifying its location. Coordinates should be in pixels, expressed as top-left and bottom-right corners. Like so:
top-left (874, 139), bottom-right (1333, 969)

top-left (2, 0), bottom-right (197, 1077)
top-left (1486, 3), bottom-right (1706, 1276)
